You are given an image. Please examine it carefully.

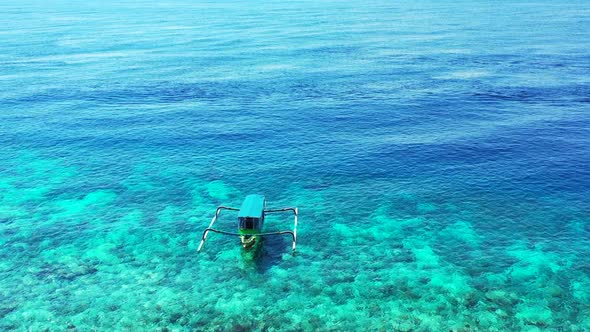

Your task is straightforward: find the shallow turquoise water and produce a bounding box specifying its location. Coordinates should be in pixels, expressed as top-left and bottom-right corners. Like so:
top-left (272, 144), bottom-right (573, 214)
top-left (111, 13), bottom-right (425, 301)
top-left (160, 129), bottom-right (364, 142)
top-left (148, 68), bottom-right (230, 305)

top-left (1, 0), bottom-right (590, 330)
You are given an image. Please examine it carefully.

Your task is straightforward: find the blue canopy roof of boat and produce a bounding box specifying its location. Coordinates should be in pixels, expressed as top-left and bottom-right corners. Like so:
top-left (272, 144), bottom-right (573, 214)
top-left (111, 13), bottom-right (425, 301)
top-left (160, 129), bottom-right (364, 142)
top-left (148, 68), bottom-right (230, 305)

top-left (238, 194), bottom-right (265, 218)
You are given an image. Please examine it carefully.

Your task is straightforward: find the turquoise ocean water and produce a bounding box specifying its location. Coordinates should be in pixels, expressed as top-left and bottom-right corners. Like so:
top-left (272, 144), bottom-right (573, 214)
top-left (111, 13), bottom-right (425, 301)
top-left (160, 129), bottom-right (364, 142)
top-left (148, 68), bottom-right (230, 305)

top-left (1, 0), bottom-right (590, 330)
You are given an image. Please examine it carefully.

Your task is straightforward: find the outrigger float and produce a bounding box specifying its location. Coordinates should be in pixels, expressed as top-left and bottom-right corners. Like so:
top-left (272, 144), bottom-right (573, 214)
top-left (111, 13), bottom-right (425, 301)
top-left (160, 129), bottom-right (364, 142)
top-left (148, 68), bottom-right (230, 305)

top-left (197, 194), bottom-right (298, 253)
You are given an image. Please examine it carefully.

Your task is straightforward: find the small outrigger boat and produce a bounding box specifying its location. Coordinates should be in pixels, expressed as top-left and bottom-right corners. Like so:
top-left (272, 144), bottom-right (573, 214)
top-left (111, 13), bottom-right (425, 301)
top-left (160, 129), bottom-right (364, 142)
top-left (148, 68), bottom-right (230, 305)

top-left (197, 194), bottom-right (298, 253)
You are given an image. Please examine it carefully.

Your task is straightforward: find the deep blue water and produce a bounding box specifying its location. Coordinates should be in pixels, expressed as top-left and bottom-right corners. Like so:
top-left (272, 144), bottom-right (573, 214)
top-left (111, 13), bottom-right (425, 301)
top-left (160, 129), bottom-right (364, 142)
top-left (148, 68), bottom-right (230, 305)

top-left (1, 0), bottom-right (590, 330)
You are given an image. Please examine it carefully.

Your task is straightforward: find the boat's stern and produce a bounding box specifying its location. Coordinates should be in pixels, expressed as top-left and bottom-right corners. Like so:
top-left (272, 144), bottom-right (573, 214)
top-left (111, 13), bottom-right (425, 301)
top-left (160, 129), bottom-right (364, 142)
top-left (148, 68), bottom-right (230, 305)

top-left (239, 232), bottom-right (258, 249)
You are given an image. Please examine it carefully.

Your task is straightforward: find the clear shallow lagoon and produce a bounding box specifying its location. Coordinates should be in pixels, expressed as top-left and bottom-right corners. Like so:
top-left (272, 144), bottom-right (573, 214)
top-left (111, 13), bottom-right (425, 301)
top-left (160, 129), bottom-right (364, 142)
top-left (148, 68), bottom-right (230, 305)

top-left (1, 0), bottom-right (590, 330)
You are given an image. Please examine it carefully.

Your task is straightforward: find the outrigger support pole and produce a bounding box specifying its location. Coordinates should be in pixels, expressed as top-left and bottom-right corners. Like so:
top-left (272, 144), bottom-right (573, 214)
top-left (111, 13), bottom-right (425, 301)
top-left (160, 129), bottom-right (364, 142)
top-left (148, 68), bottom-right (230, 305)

top-left (197, 206), bottom-right (239, 252)
top-left (264, 207), bottom-right (298, 251)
